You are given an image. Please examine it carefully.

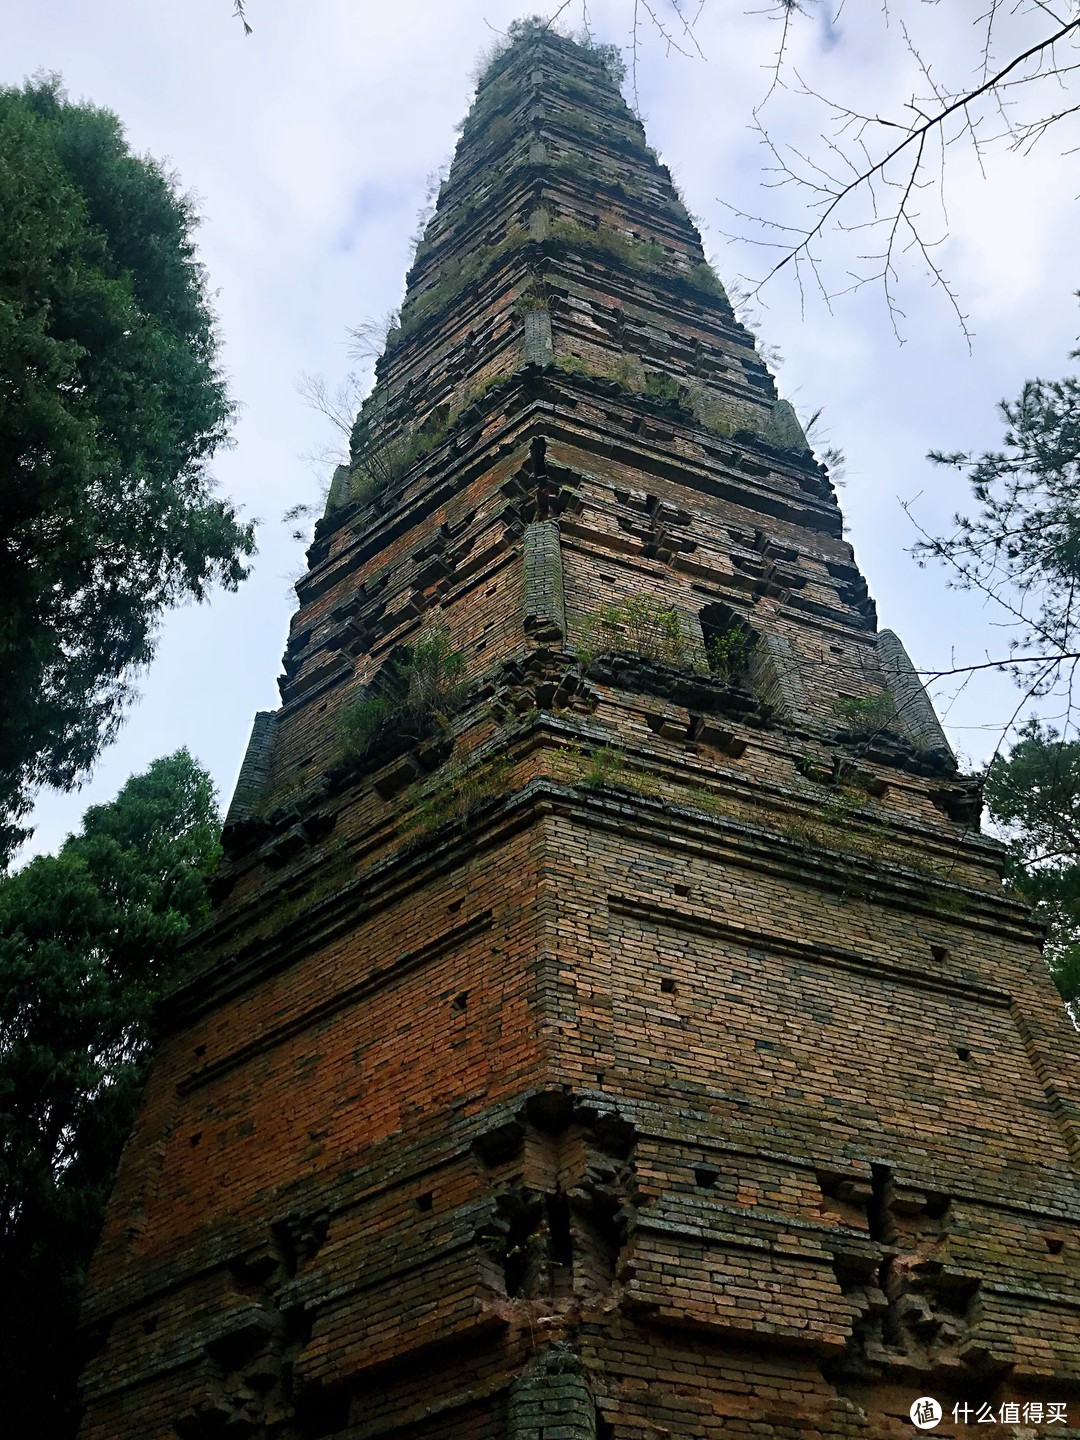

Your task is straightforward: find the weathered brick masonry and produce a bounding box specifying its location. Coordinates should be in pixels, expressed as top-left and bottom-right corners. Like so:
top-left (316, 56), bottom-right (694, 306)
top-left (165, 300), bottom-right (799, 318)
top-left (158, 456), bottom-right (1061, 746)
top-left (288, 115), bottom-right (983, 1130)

top-left (79, 29), bottom-right (1080, 1440)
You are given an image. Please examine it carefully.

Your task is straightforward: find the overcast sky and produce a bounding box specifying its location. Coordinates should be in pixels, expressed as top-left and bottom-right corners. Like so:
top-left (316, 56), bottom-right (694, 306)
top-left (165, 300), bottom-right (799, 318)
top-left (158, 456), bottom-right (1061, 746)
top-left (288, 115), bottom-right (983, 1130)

top-left (7, 0), bottom-right (1080, 857)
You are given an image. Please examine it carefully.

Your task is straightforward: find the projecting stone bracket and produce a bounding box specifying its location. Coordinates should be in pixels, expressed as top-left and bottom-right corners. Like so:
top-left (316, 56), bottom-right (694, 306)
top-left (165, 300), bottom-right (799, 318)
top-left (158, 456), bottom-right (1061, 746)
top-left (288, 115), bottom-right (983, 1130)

top-left (822, 1166), bottom-right (1000, 1383)
top-left (584, 652), bottom-right (773, 727)
top-left (502, 437), bottom-right (584, 526)
top-left (688, 717), bottom-right (749, 756)
top-left (794, 753), bottom-right (889, 798)
top-left (262, 811), bottom-right (337, 870)
top-left (833, 725), bottom-right (959, 780)
top-left (928, 777), bottom-right (983, 825)
top-left (223, 794), bottom-right (337, 868)
top-left (472, 1092), bottom-right (636, 1306)
top-left (613, 491), bottom-right (698, 563)
top-left (488, 652), bottom-right (599, 720)
top-left (172, 1212), bottom-right (329, 1440)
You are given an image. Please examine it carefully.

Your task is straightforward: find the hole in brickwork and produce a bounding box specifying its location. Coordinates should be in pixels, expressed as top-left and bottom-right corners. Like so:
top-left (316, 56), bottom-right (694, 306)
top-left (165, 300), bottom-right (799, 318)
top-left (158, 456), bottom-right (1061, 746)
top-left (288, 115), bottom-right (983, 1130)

top-left (931, 944), bottom-right (949, 962)
top-left (475, 640), bottom-right (487, 652)
top-left (596, 1071), bottom-right (605, 1084)
top-left (142, 1315), bottom-right (159, 1335)
top-left (1046, 1236), bottom-right (1065, 1254)
top-left (294, 1383), bottom-right (350, 1436)
top-left (596, 1410), bottom-right (615, 1440)
top-left (700, 601), bottom-right (756, 680)
top-left (189, 1132), bottom-right (203, 1148)
top-left (660, 976), bottom-right (676, 994)
top-left (501, 1196), bottom-right (542, 1298)
top-left (694, 1165), bottom-right (720, 1188)
top-left (956, 1046), bottom-right (971, 1062)
top-left (416, 1192), bottom-right (434, 1212)
top-left (194, 1044), bottom-right (206, 1058)
top-left (867, 1164), bottom-right (893, 1244)
top-left (447, 898), bottom-right (463, 912)
top-left (452, 991), bottom-right (469, 1012)
top-left (547, 1190), bottom-right (573, 1267)
top-left (673, 883), bottom-right (691, 897)
top-left (487, 585), bottom-right (497, 596)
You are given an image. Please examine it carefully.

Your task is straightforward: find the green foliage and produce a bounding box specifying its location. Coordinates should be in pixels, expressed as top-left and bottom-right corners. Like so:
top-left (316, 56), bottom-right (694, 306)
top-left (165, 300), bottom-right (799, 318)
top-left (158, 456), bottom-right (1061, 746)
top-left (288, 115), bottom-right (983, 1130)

top-left (555, 353), bottom-right (748, 445)
top-left (485, 114), bottom-right (516, 148)
top-left (339, 695), bottom-right (394, 756)
top-left (557, 349), bottom-right (681, 407)
top-left (549, 219), bottom-right (727, 303)
top-left (579, 745), bottom-right (626, 791)
top-left (397, 250), bottom-right (485, 339)
top-left (552, 741), bottom-right (655, 797)
top-left (557, 352), bottom-right (594, 377)
top-left (511, 286), bottom-right (551, 315)
top-left (984, 721), bottom-right (1080, 1017)
top-left (611, 354), bottom-right (647, 390)
top-left (402, 627), bottom-right (468, 718)
top-left (475, 17), bottom-right (626, 90)
top-left (550, 216), bottom-right (669, 273)
top-left (448, 372), bottom-right (506, 424)
top-left (395, 226), bottom-right (526, 345)
top-left (705, 626), bottom-right (752, 681)
top-left (0, 751), bottom-right (220, 1438)
top-left (688, 262), bottom-right (728, 300)
top-left (0, 79), bottom-right (252, 862)
top-left (411, 752), bottom-right (514, 833)
top-left (350, 426), bottom-right (444, 505)
top-left (922, 324), bottom-right (1080, 681)
top-left (578, 596), bottom-right (691, 668)
top-left (835, 690), bottom-right (897, 734)
top-left (643, 371), bottom-right (680, 403)
top-left (573, 34), bottom-right (627, 86)
top-left (686, 387), bottom-right (741, 437)
top-left (345, 386), bottom-right (447, 506)
top-left (340, 626), bottom-right (468, 761)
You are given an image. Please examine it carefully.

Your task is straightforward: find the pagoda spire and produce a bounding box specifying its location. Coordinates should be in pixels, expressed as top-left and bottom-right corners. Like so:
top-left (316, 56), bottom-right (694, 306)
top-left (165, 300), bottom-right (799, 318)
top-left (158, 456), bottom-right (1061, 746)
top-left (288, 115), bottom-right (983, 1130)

top-left (78, 26), bottom-right (1080, 1440)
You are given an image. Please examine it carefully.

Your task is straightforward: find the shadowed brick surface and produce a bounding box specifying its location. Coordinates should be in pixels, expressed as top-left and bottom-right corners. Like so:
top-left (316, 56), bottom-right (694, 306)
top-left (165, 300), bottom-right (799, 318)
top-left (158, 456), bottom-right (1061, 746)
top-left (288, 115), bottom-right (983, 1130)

top-left (78, 28), bottom-right (1080, 1440)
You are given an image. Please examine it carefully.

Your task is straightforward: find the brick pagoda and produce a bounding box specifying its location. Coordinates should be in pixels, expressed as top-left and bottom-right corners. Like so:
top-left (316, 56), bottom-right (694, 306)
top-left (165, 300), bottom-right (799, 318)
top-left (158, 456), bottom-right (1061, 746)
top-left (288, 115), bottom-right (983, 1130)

top-left (79, 27), bottom-right (1080, 1440)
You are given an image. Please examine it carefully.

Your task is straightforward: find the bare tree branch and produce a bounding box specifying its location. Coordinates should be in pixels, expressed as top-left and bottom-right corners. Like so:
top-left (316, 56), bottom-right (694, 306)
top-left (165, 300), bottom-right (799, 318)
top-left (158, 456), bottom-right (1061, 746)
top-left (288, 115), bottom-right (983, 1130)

top-left (750, 15), bottom-right (1079, 292)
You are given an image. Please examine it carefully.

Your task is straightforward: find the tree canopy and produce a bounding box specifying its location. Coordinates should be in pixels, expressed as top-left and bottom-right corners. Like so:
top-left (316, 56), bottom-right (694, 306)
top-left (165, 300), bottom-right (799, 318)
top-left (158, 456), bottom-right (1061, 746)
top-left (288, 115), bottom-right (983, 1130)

top-left (914, 318), bottom-right (1080, 697)
top-left (984, 724), bottom-right (1080, 1020)
top-left (0, 78), bottom-right (254, 864)
top-left (0, 749), bottom-right (221, 1439)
